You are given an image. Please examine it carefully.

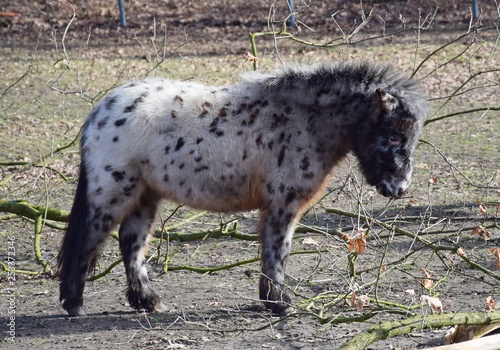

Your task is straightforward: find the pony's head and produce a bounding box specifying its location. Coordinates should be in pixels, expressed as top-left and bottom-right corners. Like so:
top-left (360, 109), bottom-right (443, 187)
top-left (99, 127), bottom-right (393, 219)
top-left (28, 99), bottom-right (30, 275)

top-left (353, 87), bottom-right (427, 199)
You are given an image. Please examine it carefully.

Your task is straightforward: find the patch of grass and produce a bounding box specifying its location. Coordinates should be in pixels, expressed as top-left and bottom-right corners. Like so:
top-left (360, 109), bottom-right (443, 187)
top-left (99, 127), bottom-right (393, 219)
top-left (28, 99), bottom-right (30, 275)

top-left (0, 49), bottom-right (256, 160)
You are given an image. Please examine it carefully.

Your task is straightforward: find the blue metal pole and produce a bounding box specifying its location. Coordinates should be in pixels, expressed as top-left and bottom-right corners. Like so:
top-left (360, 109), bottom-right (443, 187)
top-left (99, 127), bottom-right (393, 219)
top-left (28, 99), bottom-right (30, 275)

top-left (118, 0), bottom-right (126, 27)
top-left (287, 0), bottom-right (296, 28)
top-left (472, 0), bottom-right (479, 19)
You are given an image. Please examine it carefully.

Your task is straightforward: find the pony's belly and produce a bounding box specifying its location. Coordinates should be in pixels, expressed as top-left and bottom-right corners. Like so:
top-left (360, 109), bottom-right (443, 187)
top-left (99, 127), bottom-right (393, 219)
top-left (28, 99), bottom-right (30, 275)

top-left (183, 195), bottom-right (261, 213)
top-left (151, 172), bottom-right (264, 213)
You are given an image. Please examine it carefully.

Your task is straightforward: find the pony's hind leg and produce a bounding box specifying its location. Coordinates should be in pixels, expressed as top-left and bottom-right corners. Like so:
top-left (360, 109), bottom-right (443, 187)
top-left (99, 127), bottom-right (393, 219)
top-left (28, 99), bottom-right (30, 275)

top-left (60, 196), bottom-right (126, 316)
top-left (59, 162), bottom-right (143, 316)
top-left (119, 187), bottom-right (166, 312)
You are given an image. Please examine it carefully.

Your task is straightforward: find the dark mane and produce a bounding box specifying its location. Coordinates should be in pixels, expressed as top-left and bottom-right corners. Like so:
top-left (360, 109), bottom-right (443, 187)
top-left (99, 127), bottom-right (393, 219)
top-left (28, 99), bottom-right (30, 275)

top-left (264, 61), bottom-right (428, 121)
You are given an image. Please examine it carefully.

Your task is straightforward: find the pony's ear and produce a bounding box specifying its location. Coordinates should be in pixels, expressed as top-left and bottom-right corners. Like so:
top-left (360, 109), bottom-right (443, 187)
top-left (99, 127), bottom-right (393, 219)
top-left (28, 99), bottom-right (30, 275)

top-left (376, 88), bottom-right (397, 111)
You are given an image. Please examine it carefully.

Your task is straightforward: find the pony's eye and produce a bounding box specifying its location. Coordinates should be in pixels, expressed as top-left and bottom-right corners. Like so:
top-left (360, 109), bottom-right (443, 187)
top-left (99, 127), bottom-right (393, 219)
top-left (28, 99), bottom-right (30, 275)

top-left (389, 135), bottom-right (402, 145)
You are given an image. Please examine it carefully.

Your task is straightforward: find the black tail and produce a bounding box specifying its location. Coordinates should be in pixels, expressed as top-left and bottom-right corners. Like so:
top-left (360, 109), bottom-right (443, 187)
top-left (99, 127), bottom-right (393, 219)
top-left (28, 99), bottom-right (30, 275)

top-left (58, 158), bottom-right (89, 311)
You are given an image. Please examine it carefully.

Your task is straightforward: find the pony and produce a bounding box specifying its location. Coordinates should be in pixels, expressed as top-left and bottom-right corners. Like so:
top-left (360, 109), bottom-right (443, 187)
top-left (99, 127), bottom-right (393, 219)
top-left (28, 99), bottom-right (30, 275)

top-left (58, 61), bottom-right (428, 316)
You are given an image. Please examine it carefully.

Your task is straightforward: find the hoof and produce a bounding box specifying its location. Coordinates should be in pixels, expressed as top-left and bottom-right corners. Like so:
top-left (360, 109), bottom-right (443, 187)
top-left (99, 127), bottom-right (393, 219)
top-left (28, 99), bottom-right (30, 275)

top-left (263, 301), bottom-right (294, 317)
top-left (278, 305), bottom-right (295, 317)
top-left (259, 276), bottom-right (293, 317)
top-left (62, 298), bottom-right (86, 317)
top-left (154, 302), bottom-right (167, 313)
top-left (66, 305), bottom-right (87, 317)
top-left (126, 288), bottom-right (164, 313)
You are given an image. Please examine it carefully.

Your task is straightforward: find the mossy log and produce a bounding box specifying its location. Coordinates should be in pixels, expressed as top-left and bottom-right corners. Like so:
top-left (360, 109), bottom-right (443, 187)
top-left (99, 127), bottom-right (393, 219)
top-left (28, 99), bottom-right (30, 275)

top-left (339, 311), bottom-right (500, 350)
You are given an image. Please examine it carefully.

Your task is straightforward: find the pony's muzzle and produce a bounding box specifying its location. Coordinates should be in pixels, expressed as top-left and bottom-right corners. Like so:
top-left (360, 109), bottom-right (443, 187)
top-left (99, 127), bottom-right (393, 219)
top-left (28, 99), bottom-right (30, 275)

top-left (376, 178), bottom-right (409, 199)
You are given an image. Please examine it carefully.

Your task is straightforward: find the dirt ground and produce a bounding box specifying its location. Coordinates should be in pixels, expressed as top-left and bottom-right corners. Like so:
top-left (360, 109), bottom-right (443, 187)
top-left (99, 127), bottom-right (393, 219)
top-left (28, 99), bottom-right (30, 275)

top-left (1, 1), bottom-right (499, 349)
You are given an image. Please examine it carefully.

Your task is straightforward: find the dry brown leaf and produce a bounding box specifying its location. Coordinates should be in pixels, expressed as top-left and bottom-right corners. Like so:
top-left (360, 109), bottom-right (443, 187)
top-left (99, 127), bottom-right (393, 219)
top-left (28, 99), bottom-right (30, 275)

top-left (447, 253), bottom-right (455, 266)
top-left (346, 228), bottom-right (367, 254)
top-left (485, 296), bottom-right (496, 310)
top-left (456, 247), bottom-right (466, 257)
top-left (355, 295), bottom-right (371, 311)
top-left (471, 225), bottom-right (490, 239)
top-left (489, 247), bottom-right (500, 269)
top-left (428, 176), bottom-right (439, 185)
top-left (380, 264), bottom-right (387, 272)
top-left (421, 295), bottom-right (443, 314)
top-left (420, 267), bottom-right (432, 278)
top-left (345, 292), bottom-right (370, 311)
top-left (478, 203), bottom-right (487, 215)
top-left (243, 52), bottom-right (259, 62)
top-left (422, 278), bottom-right (434, 290)
top-left (345, 291), bottom-right (356, 307)
top-left (420, 267), bottom-right (435, 290)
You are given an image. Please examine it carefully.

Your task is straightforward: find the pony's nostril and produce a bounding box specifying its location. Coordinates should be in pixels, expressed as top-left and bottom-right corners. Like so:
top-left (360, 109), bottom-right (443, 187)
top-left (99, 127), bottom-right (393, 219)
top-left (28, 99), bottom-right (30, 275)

top-left (396, 187), bottom-right (407, 198)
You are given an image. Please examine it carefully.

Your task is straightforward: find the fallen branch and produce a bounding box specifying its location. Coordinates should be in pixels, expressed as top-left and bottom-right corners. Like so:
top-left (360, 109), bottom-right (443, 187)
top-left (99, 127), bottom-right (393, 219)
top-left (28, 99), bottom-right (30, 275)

top-left (339, 311), bottom-right (500, 350)
top-left (88, 249), bottom-right (324, 280)
top-left (0, 199), bottom-right (70, 222)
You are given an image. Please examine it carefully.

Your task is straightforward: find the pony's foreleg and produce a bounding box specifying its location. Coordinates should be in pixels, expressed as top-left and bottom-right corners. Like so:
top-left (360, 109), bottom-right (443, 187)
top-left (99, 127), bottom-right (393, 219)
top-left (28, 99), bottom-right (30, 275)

top-left (258, 207), bottom-right (298, 316)
top-left (119, 187), bottom-right (166, 312)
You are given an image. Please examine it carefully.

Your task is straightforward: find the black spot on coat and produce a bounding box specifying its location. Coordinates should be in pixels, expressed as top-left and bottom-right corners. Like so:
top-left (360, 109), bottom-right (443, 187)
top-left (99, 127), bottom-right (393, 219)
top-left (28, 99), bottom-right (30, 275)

top-left (266, 183), bottom-right (275, 195)
top-left (277, 147), bottom-right (286, 167)
top-left (299, 156), bottom-right (310, 171)
top-left (174, 95), bottom-right (183, 105)
top-left (105, 97), bottom-right (117, 110)
top-left (88, 107), bottom-right (101, 124)
top-left (97, 117), bottom-right (109, 129)
top-left (279, 183), bottom-right (285, 193)
top-left (194, 165), bottom-right (209, 173)
top-left (219, 107), bottom-right (227, 117)
top-left (174, 138), bottom-right (185, 151)
top-left (285, 189), bottom-right (297, 205)
top-left (255, 134), bottom-right (263, 146)
top-left (123, 95), bottom-right (145, 113)
top-left (124, 105), bottom-right (134, 113)
top-left (112, 171), bottom-right (125, 182)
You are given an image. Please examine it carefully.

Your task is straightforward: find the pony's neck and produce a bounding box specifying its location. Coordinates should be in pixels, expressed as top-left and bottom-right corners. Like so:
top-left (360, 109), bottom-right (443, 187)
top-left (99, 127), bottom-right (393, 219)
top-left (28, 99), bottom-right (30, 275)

top-left (307, 87), bottom-right (376, 171)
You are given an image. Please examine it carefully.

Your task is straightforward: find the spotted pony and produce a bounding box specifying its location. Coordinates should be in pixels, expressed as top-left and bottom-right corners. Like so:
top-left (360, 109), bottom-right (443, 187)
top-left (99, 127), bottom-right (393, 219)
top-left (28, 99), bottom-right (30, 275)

top-left (58, 61), bottom-right (428, 316)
